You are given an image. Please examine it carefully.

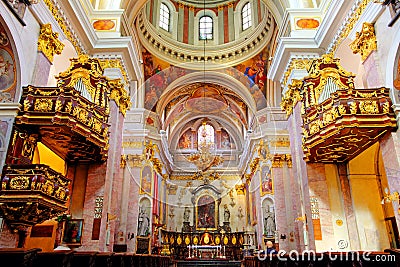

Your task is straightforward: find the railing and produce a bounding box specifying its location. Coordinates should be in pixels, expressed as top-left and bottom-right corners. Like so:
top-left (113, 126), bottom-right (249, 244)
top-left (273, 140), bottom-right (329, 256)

top-left (302, 87), bottom-right (397, 162)
top-left (0, 164), bottom-right (71, 229)
top-left (19, 85), bottom-right (109, 142)
top-left (17, 85), bottom-right (109, 162)
top-left (1, 164), bottom-right (70, 203)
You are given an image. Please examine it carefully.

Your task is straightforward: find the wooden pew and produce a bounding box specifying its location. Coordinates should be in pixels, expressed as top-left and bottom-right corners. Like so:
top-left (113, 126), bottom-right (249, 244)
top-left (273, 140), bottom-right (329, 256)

top-left (34, 251), bottom-right (74, 267)
top-left (0, 248), bottom-right (41, 267)
top-left (71, 251), bottom-right (97, 267)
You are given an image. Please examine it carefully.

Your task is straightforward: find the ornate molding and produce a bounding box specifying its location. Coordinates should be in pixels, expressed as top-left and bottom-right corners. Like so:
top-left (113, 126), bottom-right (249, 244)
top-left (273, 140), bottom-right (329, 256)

top-left (109, 79), bottom-right (132, 116)
top-left (349, 22), bottom-right (377, 61)
top-left (0, 164), bottom-right (70, 230)
top-left (143, 141), bottom-right (164, 174)
top-left (122, 141), bottom-right (143, 148)
top-left (280, 79), bottom-right (303, 117)
top-left (42, 0), bottom-right (84, 54)
top-left (282, 59), bottom-right (312, 87)
top-left (121, 154), bottom-right (143, 168)
top-left (169, 174), bottom-right (240, 180)
top-left (235, 184), bottom-right (245, 195)
top-left (37, 24), bottom-right (65, 62)
top-left (327, 0), bottom-right (375, 54)
top-left (272, 154), bottom-right (292, 168)
top-left (99, 59), bottom-right (129, 86)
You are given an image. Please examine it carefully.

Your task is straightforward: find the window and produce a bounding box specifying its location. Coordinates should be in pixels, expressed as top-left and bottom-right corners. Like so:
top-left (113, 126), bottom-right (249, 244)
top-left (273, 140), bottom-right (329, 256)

top-left (199, 16), bottom-right (213, 40)
top-left (159, 3), bottom-right (170, 31)
top-left (242, 2), bottom-right (252, 30)
top-left (198, 122), bottom-right (214, 147)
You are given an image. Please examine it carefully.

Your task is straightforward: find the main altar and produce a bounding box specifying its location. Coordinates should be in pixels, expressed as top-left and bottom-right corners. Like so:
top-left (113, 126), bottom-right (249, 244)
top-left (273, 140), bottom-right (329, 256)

top-left (161, 230), bottom-right (245, 260)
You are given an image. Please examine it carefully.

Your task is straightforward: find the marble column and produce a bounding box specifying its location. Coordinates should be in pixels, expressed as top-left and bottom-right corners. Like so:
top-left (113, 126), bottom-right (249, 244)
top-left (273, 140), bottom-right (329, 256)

top-left (32, 52), bottom-right (52, 86)
top-left (287, 103), bottom-right (316, 251)
top-left (337, 163), bottom-right (361, 250)
top-left (380, 133), bottom-right (400, 228)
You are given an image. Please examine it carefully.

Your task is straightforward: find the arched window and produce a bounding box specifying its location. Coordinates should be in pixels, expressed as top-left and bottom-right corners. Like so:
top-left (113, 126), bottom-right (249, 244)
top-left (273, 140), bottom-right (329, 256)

top-left (199, 16), bottom-right (213, 40)
top-left (198, 122), bottom-right (214, 147)
top-left (242, 2), bottom-right (252, 30)
top-left (159, 3), bottom-right (170, 31)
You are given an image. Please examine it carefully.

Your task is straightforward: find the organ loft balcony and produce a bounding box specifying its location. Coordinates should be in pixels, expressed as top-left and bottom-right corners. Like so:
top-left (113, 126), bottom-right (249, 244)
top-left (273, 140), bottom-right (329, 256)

top-left (0, 164), bottom-right (70, 230)
top-left (0, 55), bottom-right (128, 232)
top-left (281, 54), bottom-right (397, 163)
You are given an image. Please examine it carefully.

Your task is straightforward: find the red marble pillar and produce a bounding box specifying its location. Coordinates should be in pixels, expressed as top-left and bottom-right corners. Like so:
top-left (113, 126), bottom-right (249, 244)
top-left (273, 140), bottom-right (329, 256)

top-left (78, 100), bottom-right (124, 251)
top-left (223, 5), bottom-right (229, 43)
top-left (32, 52), bottom-right (52, 86)
top-left (363, 52), bottom-right (384, 88)
top-left (183, 6), bottom-right (189, 44)
top-left (337, 163), bottom-right (361, 250)
top-left (127, 167), bottom-right (141, 252)
top-left (273, 166), bottom-right (289, 251)
top-left (306, 163), bottom-right (336, 248)
top-left (380, 133), bottom-right (400, 229)
top-left (287, 103), bottom-right (316, 251)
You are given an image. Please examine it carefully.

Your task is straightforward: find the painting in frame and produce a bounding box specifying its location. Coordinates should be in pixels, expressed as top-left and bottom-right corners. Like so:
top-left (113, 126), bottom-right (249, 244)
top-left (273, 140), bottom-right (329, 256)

top-left (260, 164), bottom-right (273, 196)
top-left (140, 164), bottom-right (153, 195)
top-left (62, 219), bottom-right (83, 246)
top-left (196, 194), bottom-right (217, 230)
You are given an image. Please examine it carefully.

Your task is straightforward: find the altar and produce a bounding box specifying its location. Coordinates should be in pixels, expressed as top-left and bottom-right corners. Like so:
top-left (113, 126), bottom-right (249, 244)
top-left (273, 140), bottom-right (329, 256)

top-left (187, 245), bottom-right (225, 259)
top-left (161, 230), bottom-right (244, 260)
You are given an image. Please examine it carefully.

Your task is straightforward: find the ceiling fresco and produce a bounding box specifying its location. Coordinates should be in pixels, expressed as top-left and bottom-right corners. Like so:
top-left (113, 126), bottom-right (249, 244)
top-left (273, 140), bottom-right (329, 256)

top-left (163, 83), bottom-right (247, 129)
top-left (142, 48), bottom-right (270, 112)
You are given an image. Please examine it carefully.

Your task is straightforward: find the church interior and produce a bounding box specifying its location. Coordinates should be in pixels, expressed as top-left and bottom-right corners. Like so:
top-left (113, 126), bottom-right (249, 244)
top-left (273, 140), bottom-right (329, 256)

top-left (0, 0), bottom-right (400, 266)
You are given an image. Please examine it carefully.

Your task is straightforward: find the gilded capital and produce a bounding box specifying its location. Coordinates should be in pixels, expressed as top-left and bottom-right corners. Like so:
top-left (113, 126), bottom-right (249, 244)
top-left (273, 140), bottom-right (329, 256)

top-left (349, 22), bottom-right (377, 61)
top-left (109, 79), bottom-right (132, 116)
top-left (37, 24), bottom-right (65, 62)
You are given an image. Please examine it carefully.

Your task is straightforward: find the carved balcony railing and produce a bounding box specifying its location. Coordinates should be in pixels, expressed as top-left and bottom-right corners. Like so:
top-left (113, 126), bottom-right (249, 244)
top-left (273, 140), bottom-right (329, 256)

top-left (281, 54), bottom-right (398, 162)
top-left (16, 85), bottom-right (109, 162)
top-left (0, 164), bottom-right (71, 230)
top-left (302, 87), bottom-right (397, 162)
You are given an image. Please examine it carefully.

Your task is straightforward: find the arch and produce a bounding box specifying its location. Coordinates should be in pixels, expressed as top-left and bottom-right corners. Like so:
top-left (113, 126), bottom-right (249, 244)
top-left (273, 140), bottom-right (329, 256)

top-left (0, 10), bottom-right (26, 102)
top-left (262, 197), bottom-right (276, 237)
top-left (159, 2), bottom-right (170, 31)
top-left (154, 70), bottom-right (258, 115)
top-left (385, 30), bottom-right (400, 104)
top-left (153, 0), bottom-right (178, 39)
top-left (194, 10), bottom-right (218, 45)
top-left (170, 115), bottom-right (243, 151)
top-left (199, 16), bottom-right (213, 40)
top-left (241, 2), bottom-right (252, 31)
top-left (197, 122), bottom-right (215, 147)
top-left (138, 197), bottom-right (152, 236)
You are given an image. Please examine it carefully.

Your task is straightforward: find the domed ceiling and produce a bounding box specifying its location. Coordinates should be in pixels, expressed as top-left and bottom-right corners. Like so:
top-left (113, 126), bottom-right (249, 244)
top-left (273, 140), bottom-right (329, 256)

top-left (136, 0), bottom-right (276, 69)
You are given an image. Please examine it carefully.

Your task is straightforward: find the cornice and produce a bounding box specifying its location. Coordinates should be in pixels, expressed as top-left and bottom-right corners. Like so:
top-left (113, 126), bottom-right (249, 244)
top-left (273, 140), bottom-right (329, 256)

top-left (57, 0), bottom-right (143, 81)
top-left (136, 8), bottom-right (275, 70)
top-left (268, 0), bottom-right (346, 83)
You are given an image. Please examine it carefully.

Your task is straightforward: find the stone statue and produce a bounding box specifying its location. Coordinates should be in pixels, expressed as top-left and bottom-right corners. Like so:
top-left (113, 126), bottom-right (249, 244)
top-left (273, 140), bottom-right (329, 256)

top-left (264, 206), bottom-right (276, 237)
top-left (137, 206), bottom-right (150, 236)
top-left (183, 207), bottom-right (191, 222)
top-left (223, 204), bottom-right (230, 222)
